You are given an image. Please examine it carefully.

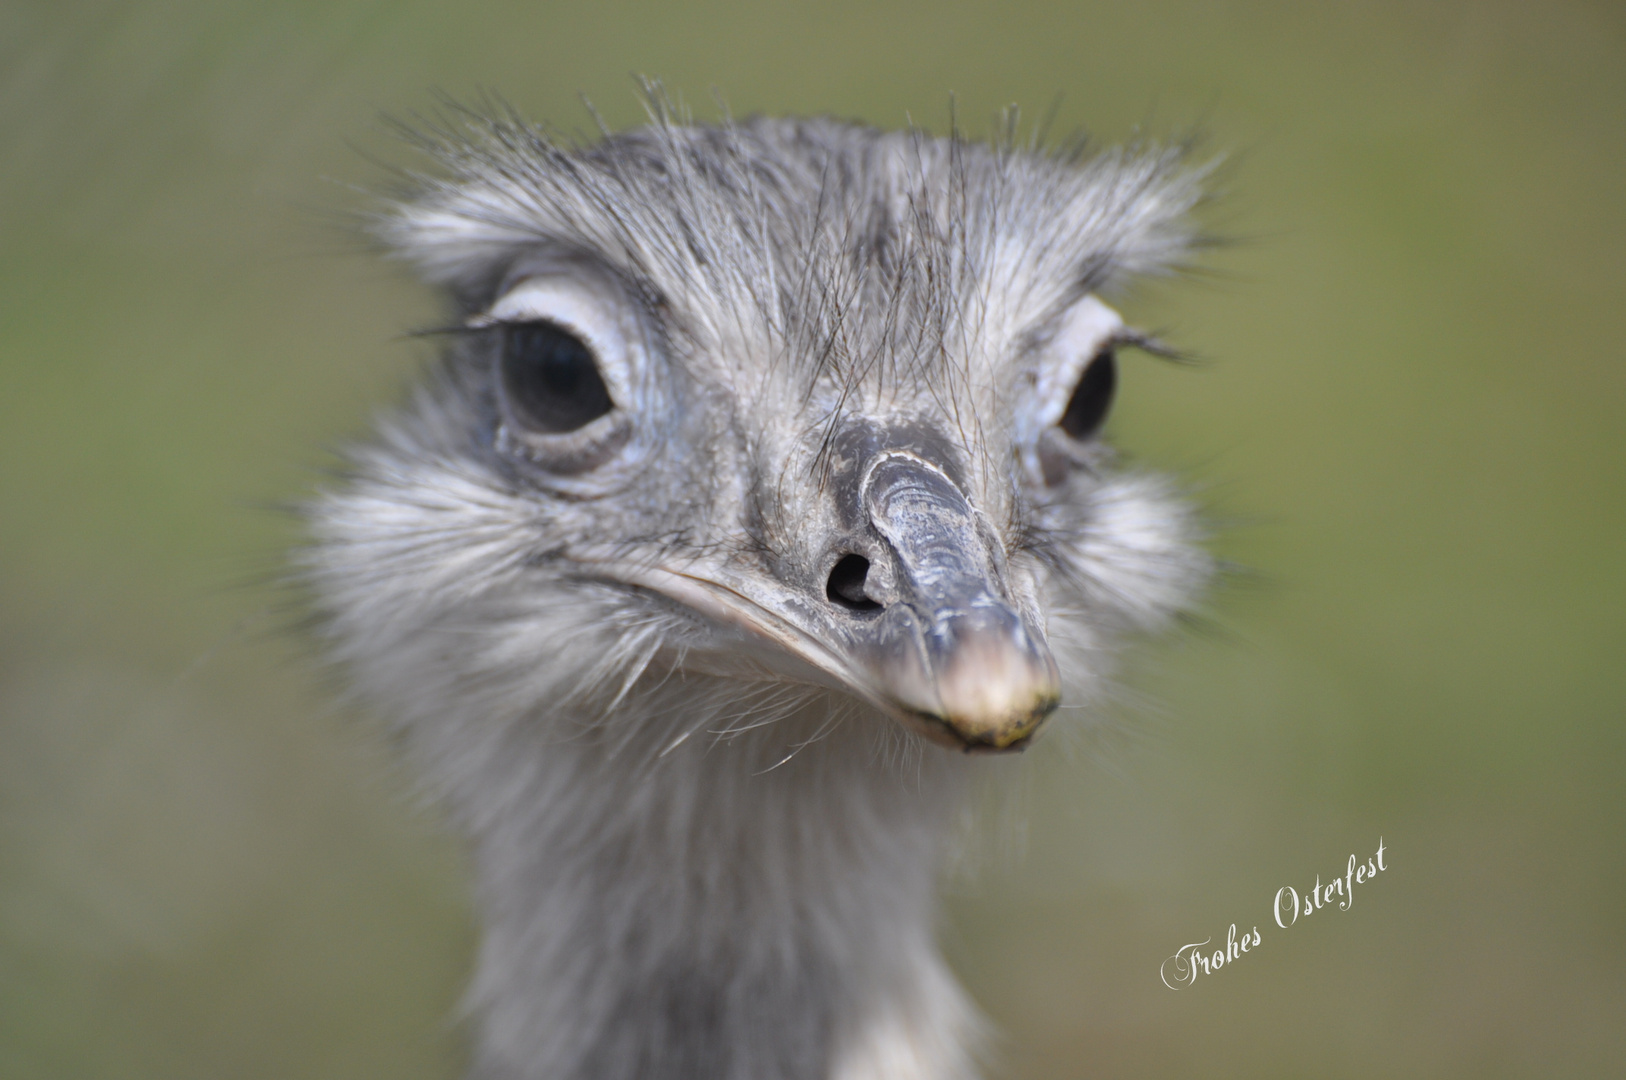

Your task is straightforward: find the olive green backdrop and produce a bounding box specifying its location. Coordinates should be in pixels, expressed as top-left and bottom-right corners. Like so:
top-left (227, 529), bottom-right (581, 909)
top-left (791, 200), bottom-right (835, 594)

top-left (3, 1), bottom-right (1622, 1077)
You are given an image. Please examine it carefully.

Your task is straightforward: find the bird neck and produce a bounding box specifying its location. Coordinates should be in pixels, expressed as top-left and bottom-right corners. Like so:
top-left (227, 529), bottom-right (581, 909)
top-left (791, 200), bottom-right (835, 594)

top-left (454, 693), bottom-right (981, 1080)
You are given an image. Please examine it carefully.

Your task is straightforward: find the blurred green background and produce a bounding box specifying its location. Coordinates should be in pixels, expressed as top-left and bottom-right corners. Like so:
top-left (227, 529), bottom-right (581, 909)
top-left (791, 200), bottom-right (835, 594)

top-left (2, 1), bottom-right (1622, 1077)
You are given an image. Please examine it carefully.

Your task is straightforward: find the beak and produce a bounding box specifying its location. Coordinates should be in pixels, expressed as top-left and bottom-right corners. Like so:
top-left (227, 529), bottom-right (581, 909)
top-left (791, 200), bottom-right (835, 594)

top-left (835, 452), bottom-right (1061, 752)
top-left (590, 449), bottom-right (1060, 753)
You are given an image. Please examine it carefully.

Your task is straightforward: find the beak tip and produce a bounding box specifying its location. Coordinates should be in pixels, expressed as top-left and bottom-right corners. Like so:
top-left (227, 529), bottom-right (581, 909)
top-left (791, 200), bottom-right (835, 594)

top-left (870, 613), bottom-right (1063, 753)
top-left (901, 687), bottom-right (1061, 754)
top-left (948, 690), bottom-right (1061, 752)
top-left (928, 635), bottom-right (1061, 751)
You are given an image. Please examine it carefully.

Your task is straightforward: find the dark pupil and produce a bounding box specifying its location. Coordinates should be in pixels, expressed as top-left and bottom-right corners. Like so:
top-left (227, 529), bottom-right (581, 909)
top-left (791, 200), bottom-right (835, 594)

top-left (499, 321), bottom-right (614, 434)
top-left (1058, 349), bottom-right (1116, 440)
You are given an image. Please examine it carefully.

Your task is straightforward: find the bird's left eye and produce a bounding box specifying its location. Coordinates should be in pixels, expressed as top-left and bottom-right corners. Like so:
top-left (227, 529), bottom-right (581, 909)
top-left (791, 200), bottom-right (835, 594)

top-left (499, 320), bottom-right (615, 434)
top-left (1057, 347), bottom-right (1116, 441)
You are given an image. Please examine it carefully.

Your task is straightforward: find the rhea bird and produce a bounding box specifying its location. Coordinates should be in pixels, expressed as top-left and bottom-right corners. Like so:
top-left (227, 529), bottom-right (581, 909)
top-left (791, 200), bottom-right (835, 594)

top-left (306, 101), bottom-right (1210, 1080)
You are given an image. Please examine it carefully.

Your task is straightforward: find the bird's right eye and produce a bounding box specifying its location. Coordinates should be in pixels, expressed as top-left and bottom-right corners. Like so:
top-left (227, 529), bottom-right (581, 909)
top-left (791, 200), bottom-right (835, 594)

top-left (499, 320), bottom-right (615, 434)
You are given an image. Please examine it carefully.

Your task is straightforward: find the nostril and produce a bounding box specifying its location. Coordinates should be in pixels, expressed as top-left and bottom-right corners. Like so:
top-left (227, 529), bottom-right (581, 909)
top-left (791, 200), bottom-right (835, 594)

top-left (826, 554), bottom-right (882, 612)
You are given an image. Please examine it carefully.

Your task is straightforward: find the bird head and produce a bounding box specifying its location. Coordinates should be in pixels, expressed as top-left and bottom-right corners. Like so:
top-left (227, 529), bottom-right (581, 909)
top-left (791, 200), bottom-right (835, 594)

top-left (311, 110), bottom-right (1210, 760)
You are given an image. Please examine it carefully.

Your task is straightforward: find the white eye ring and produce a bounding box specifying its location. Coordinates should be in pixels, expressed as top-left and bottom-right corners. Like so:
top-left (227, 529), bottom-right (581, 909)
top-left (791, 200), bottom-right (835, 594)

top-left (1012, 295), bottom-right (1126, 487)
top-left (476, 276), bottom-right (637, 412)
top-left (473, 274), bottom-right (659, 493)
top-left (1030, 295), bottom-right (1125, 432)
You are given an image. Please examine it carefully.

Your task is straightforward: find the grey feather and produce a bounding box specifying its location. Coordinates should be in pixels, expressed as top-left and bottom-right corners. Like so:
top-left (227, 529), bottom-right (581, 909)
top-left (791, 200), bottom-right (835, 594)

top-left (305, 100), bottom-right (1211, 1080)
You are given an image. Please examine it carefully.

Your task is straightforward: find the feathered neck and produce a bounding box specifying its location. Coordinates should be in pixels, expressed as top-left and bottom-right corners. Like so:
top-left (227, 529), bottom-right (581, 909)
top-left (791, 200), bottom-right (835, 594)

top-left (441, 684), bottom-right (983, 1080)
